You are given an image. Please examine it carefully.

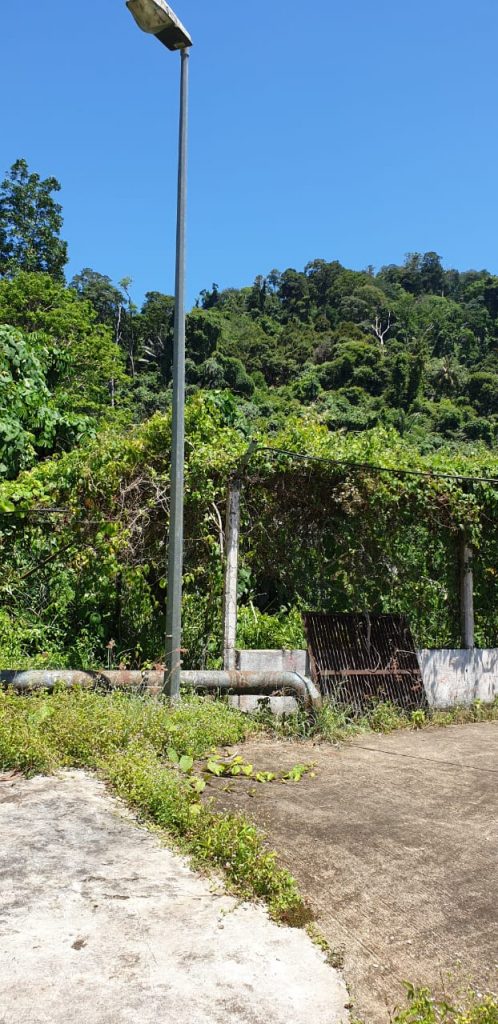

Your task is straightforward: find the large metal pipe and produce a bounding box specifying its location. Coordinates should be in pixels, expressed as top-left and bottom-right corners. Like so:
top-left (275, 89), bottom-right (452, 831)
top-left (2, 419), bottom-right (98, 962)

top-left (0, 670), bottom-right (321, 709)
top-left (181, 671), bottom-right (321, 708)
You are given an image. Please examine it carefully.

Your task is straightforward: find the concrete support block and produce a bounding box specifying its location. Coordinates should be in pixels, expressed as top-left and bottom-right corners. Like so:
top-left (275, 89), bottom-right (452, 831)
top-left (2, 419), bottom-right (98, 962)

top-left (236, 649), bottom-right (309, 676)
top-left (230, 651), bottom-right (308, 714)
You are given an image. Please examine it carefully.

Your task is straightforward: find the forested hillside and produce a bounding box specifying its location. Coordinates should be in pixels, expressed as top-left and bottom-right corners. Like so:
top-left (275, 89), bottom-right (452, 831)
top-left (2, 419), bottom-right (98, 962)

top-left (0, 160), bottom-right (496, 669)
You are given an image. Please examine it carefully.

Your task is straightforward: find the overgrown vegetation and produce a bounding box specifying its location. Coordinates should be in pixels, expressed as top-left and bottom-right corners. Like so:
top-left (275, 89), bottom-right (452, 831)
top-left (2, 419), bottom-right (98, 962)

top-left (255, 697), bottom-right (498, 743)
top-left (0, 687), bottom-right (307, 920)
top-left (0, 391), bottom-right (496, 670)
top-left (0, 158), bottom-right (496, 669)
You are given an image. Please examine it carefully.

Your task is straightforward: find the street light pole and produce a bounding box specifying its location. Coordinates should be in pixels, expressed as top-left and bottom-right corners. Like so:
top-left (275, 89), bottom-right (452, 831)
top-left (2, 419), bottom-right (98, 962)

top-left (125, 1), bottom-right (192, 700)
top-left (164, 45), bottom-right (189, 699)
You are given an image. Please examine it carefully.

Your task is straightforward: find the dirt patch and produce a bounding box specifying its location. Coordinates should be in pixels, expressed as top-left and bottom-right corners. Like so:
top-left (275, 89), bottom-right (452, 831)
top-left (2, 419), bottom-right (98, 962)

top-left (206, 723), bottom-right (498, 1022)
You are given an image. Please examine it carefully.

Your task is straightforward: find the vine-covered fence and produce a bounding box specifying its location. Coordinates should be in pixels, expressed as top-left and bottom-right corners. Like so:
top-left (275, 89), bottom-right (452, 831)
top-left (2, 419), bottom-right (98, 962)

top-left (0, 401), bottom-right (496, 669)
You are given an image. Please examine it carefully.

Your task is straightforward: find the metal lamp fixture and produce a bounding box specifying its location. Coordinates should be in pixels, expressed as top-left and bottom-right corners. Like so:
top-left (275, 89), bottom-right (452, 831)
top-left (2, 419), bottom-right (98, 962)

top-left (126, 0), bottom-right (192, 50)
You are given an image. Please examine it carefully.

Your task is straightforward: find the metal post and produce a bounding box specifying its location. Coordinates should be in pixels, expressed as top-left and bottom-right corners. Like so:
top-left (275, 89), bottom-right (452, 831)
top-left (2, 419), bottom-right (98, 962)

top-left (223, 478), bottom-right (242, 671)
top-left (164, 47), bottom-right (189, 699)
top-left (459, 533), bottom-right (475, 650)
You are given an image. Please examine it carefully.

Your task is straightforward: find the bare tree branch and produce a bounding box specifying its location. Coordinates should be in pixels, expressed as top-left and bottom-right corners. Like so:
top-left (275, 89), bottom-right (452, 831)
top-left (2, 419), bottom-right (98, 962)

top-left (370, 311), bottom-right (392, 347)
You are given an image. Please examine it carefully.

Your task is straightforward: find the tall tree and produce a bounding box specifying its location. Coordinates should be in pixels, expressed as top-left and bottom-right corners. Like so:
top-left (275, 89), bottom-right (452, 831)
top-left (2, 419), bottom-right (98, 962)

top-left (70, 268), bottom-right (125, 328)
top-left (137, 291), bottom-right (175, 381)
top-left (420, 252), bottom-right (445, 295)
top-left (0, 159), bottom-right (68, 282)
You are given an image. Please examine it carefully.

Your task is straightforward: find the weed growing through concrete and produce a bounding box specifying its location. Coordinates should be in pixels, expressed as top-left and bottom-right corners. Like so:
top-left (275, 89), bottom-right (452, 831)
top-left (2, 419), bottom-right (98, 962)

top-left (385, 984), bottom-right (498, 1024)
top-left (306, 923), bottom-right (346, 970)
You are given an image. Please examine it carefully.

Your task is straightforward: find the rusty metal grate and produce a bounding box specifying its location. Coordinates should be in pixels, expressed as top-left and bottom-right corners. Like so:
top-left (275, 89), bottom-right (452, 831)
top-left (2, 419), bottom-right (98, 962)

top-left (303, 613), bottom-right (426, 713)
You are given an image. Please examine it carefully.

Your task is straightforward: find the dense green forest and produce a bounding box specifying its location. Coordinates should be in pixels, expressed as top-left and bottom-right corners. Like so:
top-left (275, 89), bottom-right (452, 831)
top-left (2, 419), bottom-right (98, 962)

top-left (0, 159), bottom-right (496, 668)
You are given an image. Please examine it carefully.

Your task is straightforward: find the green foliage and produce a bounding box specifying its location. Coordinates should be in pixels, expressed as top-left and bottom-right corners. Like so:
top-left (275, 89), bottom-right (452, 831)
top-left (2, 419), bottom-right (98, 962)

top-left (0, 326), bottom-right (63, 477)
top-left (186, 807), bottom-right (304, 919)
top-left (0, 159), bottom-right (68, 281)
top-left (70, 268), bottom-right (125, 327)
top-left (0, 271), bottom-right (129, 419)
top-left (196, 750), bottom-right (313, 784)
top-left (189, 252), bottom-right (498, 446)
top-left (0, 394), bottom-right (495, 669)
top-left (236, 606), bottom-right (306, 651)
top-left (1, 165), bottom-right (496, 445)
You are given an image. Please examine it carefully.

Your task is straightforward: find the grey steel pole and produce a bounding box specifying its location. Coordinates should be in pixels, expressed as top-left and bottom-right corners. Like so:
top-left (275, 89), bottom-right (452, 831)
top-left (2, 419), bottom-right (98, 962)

top-left (459, 532), bottom-right (475, 650)
top-left (164, 46), bottom-right (189, 699)
top-left (223, 477), bottom-right (242, 671)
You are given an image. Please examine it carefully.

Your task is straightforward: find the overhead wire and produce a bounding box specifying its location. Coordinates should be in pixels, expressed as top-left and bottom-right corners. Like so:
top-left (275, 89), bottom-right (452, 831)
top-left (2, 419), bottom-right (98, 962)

top-left (256, 445), bottom-right (498, 485)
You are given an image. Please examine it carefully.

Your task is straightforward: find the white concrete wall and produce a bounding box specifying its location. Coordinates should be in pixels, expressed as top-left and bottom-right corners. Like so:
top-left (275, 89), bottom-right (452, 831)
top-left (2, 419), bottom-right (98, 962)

top-left (228, 650), bottom-right (308, 714)
top-left (417, 649), bottom-right (498, 708)
top-left (231, 648), bottom-right (498, 712)
top-left (237, 649), bottom-right (309, 676)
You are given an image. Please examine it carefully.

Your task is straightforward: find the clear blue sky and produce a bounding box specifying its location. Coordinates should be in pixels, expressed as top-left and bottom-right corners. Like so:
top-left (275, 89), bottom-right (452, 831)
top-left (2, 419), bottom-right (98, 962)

top-left (2, 0), bottom-right (498, 306)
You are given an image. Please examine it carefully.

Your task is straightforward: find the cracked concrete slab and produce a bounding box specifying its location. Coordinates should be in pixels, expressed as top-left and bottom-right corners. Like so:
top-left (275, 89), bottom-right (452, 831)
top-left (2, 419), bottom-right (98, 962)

top-left (0, 771), bottom-right (348, 1024)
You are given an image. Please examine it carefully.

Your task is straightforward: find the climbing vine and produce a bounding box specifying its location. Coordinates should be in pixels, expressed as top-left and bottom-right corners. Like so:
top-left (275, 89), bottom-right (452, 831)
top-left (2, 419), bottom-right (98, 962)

top-left (0, 393), bottom-right (496, 668)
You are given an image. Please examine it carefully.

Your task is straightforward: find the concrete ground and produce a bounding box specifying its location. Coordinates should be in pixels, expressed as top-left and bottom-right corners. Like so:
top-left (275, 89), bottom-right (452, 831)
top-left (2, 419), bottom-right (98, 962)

top-left (209, 722), bottom-right (498, 1022)
top-left (0, 771), bottom-right (348, 1024)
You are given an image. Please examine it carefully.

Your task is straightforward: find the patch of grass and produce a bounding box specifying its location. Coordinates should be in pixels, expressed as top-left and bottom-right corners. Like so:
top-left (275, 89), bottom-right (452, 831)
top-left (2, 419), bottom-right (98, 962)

top-left (0, 686), bottom-right (255, 771)
top-left (0, 687), bottom-right (306, 922)
top-left (388, 985), bottom-right (498, 1024)
top-left (0, 693), bottom-right (59, 774)
top-left (430, 699), bottom-right (498, 728)
top-left (255, 698), bottom-right (498, 744)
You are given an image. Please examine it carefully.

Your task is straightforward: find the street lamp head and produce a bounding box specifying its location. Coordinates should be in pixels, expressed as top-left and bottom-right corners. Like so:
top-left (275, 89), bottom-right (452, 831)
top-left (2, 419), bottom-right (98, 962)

top-left (126, 0), bottom-right (192, 50)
